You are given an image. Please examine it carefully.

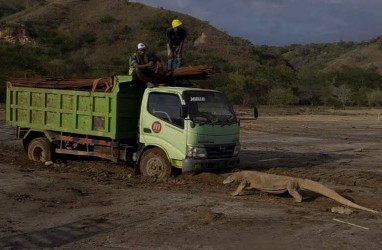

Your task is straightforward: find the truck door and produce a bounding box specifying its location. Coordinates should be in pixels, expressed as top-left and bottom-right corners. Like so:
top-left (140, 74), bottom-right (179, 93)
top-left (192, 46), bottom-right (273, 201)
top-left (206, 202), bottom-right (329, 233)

top-left (140, 92), bottom-right (186, 162)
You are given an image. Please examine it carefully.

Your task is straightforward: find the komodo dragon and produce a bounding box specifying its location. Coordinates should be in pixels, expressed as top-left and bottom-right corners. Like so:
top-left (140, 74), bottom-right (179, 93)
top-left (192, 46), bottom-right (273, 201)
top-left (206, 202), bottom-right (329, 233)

top-left (223, 171), bottom-right (380, 213)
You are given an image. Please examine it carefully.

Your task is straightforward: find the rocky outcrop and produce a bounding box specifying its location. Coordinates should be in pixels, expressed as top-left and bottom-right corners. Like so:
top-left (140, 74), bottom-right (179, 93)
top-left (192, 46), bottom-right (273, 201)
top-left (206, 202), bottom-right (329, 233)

top-left (0, 24), bottom-right (36, 46)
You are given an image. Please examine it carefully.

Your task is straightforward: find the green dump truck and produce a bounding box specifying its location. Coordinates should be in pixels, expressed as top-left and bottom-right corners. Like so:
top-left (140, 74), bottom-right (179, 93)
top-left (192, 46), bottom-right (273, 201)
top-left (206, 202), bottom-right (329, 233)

top-left (6, 76), bottom-right (242, 177)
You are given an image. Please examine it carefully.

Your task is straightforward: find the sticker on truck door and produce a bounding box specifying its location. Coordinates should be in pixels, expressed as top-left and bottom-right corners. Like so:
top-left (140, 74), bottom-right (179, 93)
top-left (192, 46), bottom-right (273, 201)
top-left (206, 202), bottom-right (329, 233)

top-left (152, 121), bottom-right (162, 133)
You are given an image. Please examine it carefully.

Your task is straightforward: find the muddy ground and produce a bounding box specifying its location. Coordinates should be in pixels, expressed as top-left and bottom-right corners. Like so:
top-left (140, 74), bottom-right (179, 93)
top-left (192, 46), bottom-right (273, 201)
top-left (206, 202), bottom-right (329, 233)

top-left (1, 105), bottom-right (382, 249)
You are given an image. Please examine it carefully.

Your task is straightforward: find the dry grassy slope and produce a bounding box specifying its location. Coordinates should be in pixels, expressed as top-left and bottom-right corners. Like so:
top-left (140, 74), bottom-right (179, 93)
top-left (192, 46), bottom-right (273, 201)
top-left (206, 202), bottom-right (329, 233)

top-left (0, 0), bottom-right (30, 9)
top-left (324, 44), bottom-right (382, 74)
top-left (6, 0), bottom-right (381, 77)
top-left (1, 0), bottom-right (259, 70)
top-left (0, 0), bottom-right (24, 9)
top-left (0, 0), bottom-right (382, 76)
top-left (280, 38), bottom-right (382, 75)
top-left (0, 0), bottom-right (43, 19)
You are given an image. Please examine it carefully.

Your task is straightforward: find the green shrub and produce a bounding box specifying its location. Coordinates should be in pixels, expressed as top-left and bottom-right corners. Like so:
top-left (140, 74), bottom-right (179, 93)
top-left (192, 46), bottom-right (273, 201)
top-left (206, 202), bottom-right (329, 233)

top-left (0, 42), bottom-right (45, 75)
top-left (98, 14), bottom-right (116, 24)
top-left (140, 13), bottom-right (176, 45)
top-left (268, 87), bottom-right (298, 107)
top-left (367, 89), bottom-right (382, 106)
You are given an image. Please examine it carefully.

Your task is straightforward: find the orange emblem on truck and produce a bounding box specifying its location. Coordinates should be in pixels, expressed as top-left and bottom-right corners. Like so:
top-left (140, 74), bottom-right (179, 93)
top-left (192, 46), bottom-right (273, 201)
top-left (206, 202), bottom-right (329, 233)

top-left (152, 121), bottom-right (162, 133)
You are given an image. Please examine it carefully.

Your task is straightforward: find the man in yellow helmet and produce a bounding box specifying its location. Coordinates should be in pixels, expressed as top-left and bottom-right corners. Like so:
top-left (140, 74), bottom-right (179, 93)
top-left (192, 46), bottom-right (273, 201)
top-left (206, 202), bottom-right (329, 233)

top-left (166, 18), bottom-right (187, 70)
top-left (129, 43), bottom-right (163, 88)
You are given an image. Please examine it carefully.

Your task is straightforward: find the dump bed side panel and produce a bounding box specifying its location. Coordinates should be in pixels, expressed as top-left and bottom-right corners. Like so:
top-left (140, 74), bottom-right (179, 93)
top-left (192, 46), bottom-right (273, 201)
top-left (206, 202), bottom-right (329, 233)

top-left (6, 78), bottom-right (144, 140)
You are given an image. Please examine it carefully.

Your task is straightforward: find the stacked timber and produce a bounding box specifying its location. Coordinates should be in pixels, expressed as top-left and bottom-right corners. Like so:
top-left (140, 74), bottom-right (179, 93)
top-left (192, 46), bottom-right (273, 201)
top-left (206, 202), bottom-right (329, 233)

top-left (8, 65), bottom-right (214, 90)
top-left (164, 65), bottom-right (214, 80)
top-left (9, 77), bottom-right (111, 90)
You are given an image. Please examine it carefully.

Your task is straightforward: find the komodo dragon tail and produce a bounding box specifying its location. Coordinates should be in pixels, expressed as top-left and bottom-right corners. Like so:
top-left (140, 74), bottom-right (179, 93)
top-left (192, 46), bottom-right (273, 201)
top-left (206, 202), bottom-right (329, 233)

top-left (299, 179), bottom-right (380, 213)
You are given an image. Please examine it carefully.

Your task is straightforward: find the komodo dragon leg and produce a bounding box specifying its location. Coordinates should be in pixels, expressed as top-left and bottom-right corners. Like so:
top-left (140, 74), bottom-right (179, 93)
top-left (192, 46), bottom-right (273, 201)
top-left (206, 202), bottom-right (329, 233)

top-left (287, 181), bottom-right (303, 202)
top-left (231, 180), bottom-right (250, 196)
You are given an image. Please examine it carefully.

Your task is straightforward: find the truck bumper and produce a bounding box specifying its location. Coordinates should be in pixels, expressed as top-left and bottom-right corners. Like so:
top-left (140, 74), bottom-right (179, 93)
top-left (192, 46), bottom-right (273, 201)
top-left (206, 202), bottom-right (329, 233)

top-left (182, 157), bottom-right (240, 172)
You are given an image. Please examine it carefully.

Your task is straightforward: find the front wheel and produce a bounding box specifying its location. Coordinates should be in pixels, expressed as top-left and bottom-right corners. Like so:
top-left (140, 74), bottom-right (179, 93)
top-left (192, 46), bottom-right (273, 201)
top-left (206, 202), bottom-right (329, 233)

top-left (27, 137), bottom-right (53, 162)
top-left (139, 148), bottom-right (172, 178)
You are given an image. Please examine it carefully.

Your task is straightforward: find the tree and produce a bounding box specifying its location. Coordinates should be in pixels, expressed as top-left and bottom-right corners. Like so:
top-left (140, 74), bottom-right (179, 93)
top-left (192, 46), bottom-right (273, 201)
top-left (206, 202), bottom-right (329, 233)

top-left (297, 85), bottom-right (321, 105)
top-left (319, 85), bottom-right (334, 107)
top-left (333, 84), bottom-right (352, 109)
top-left (367, 89), bottom-right (382, 107)
top-left (267, 87), bottom-right (297, 107)
top-left (353, 86), bottom-right (372, 107)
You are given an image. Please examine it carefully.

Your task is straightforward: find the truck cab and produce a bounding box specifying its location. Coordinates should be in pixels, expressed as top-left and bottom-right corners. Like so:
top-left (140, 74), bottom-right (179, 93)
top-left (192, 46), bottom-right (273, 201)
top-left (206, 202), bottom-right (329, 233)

top-left (138, 87), bottom-right (240, 177)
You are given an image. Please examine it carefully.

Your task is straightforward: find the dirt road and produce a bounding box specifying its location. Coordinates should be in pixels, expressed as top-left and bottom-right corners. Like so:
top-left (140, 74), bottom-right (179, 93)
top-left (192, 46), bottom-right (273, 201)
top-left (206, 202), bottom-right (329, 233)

top-left (1, 106), bottom-right (382, 249)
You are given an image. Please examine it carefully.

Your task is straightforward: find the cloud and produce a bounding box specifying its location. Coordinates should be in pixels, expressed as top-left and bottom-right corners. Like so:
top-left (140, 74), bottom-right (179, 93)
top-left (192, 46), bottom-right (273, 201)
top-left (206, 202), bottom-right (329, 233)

top-left (132, 0), bottom-right (382, 45)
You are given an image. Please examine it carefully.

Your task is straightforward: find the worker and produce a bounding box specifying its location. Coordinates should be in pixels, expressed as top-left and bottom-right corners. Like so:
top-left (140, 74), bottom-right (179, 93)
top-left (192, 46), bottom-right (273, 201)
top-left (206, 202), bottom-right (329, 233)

top-left (129, 43), bottom-right (163, 88)
top-left (166, 18), bottom-right (187, 70)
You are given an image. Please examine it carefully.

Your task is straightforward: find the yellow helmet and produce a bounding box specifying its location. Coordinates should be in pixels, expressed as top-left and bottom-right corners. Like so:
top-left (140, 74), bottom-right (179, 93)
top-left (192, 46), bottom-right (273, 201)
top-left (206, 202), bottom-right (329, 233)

top-left (172, 19), bottom-right (182, 28)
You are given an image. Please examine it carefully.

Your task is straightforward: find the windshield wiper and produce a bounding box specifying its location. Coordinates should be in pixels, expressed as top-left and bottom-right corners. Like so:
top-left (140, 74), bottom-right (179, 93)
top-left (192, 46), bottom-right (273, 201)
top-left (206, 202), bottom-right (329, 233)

top-left (191, 117), bottom-right (209, 126)
top-left (227, 116), bottom-right (237, 124)
top-left (214, 116), bottom-right (236, 127)
top-left (192, 115), bottom-right (237, 127)
top-left (191, 117), bottom-right (220, 126)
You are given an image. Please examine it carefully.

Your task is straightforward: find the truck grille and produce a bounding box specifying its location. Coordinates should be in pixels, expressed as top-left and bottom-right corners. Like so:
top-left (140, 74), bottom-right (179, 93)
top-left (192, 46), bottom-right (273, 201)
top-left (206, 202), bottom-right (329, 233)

top-left (206, 144), bottom-right (235, 159)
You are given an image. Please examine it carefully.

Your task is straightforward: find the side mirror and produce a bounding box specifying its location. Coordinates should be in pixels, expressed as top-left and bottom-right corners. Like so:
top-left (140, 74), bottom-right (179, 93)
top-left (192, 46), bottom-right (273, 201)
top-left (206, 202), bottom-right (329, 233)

top-left (180, 105), bottom-right (188, 118)
top-left (254, 107), bottom-right (259, 119)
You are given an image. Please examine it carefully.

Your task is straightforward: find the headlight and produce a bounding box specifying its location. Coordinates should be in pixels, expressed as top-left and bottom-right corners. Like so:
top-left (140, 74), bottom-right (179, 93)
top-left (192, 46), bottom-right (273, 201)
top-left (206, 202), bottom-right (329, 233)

top-left (186, 145), bottom-right (207, 158)
top-left (234, 143), bottom-right (241, 156)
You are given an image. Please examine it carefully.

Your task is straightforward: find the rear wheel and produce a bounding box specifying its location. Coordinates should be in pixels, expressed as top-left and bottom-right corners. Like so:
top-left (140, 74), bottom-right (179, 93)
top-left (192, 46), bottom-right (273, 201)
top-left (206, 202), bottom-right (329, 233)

top-left (27, 137), bottom-right (53, 162)
top-left (139, 148), bottom-right (172, 178)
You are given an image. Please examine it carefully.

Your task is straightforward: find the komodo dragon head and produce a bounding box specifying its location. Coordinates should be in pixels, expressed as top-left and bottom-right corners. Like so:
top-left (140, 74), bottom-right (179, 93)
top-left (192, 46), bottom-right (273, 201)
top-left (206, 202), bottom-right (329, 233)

top-left (223, 174), bottom-right (240, 184)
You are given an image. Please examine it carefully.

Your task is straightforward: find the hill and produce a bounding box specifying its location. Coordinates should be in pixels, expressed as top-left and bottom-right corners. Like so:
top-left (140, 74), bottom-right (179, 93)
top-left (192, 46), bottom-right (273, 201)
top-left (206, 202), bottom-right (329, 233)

top-left (272, 38), bottom-right (382, 75)
top-left (0, 0), bottom-right (298, 105)
top-left (0, 0), bottom-right (43, 19)
top-left (260, 38), bottom-right (382, 106)
top-left (324, 41), bottom-right (382, 74)
top-left (0, 0), bottom-right (269, 75)
top-left (0, 0), bottom-right (381, 107)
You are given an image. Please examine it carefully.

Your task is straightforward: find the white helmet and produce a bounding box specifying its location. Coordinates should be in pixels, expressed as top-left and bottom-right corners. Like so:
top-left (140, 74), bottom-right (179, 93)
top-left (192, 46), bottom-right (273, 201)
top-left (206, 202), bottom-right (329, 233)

top-left (137, 43), bottom-right (146, 50)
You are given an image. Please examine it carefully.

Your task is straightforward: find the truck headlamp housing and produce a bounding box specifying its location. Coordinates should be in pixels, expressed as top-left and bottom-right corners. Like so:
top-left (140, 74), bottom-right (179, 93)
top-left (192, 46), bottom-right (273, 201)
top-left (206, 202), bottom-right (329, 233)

top-left (234, 143), bottom-right (240, 156)
top-left (186, 145), bottom-right (207, 158)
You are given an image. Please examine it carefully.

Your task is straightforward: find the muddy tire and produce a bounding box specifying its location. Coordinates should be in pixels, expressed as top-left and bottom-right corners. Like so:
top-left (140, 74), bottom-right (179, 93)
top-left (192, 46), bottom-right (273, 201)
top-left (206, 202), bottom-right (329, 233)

top-left (139, 148), bottom-right (172, 178)
top-left (27, 137), bottom-right (53, 162)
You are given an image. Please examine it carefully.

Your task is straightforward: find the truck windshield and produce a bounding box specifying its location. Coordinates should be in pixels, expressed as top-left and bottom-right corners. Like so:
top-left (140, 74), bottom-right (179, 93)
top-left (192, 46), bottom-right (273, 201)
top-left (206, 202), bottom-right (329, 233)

top-left (183, 91), bottom-right (237, 126)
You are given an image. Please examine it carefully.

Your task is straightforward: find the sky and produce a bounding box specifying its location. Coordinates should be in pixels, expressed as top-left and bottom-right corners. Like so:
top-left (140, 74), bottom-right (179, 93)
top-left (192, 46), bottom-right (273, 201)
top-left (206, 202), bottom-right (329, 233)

top-left (131, 0), bottom-right (382, 46)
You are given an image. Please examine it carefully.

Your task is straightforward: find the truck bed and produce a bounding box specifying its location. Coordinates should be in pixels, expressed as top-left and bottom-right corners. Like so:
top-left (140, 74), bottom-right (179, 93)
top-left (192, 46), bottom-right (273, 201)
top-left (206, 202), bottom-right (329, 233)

top-left (6, 76), bottom-right (145, 140)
